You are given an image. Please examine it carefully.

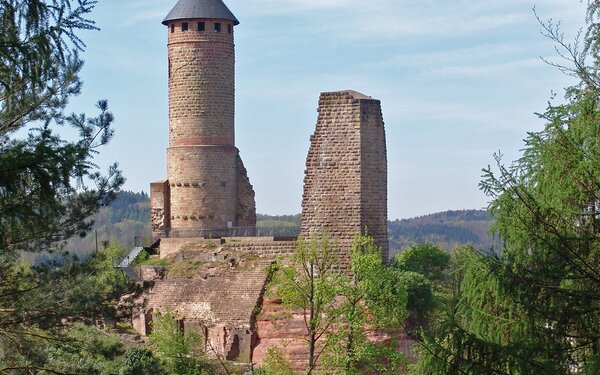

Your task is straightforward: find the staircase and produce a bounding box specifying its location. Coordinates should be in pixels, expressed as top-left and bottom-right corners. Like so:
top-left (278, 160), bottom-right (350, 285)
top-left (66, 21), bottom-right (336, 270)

top-left (117, 246), bottom-right (144, 281)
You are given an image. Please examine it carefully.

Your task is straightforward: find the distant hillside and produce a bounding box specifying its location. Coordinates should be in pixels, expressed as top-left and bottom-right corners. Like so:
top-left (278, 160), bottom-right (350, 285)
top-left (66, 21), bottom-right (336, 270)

top-left (53, 193), bottom-right (498, 262)
top-left (256, 213), bottom-right (301, 236)
top-left (64, 191), bottom-right (152, 257)
top-left (388, 210), bottom-right (499, 259)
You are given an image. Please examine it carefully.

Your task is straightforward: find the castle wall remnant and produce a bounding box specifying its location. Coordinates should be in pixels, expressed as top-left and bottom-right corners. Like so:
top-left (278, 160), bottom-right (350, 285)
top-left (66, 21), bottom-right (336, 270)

top-left (140, 0), bottom-right (396, 368)
top-left (132, 265), bottom-right (270, 363)
top-left (151, 0), bottom-right (256, 240)
top-left (301, 90), bottom-right (389, 264)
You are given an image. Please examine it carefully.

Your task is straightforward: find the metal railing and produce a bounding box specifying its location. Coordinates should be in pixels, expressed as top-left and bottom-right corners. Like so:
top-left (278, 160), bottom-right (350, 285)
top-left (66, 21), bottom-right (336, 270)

top-left (166, 226), bottom-right (300, 239)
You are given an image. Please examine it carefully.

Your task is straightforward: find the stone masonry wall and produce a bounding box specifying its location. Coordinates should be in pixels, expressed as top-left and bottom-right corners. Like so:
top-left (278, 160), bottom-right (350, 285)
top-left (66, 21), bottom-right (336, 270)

top-left (167, 146), bottom-right (238, 236)
top-left (236, 154), bottom-right (257, 229)
top-left (360, 97), bottom-right (389, 262)
top-left (167, 19), bottom-right (235, 145)
top-left (150, 180), bottom-right (171, 240)
top-left (301, 90), bottom-right (389, 265)
top-left (162, 18), bottom-right (256, 237)
top-left (140, 266), bottom-right (268, 362)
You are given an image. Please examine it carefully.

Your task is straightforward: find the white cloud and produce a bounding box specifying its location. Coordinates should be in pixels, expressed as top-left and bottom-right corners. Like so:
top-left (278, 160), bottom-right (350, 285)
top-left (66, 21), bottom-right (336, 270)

top-left (427, 58), bottom-right (542, 78)
top-left (361, 43), bottom-right (525, 70)
top-left (233, 0), bottom-right (585, 41)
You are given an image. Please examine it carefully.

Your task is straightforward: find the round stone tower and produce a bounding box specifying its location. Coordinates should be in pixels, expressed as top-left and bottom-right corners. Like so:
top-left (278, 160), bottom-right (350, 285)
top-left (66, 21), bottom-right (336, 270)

top-left (152, 0), bottom-right (256, 239)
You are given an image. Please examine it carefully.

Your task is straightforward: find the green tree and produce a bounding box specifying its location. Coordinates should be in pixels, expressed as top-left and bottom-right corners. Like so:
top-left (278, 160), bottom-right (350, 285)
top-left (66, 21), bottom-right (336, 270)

top-left (277, 235), bottom-right (340, 374)
top-left (0, 0), bottom-right (124, 372)
top-left (417, 3), bottom-right (600, 374)
top-left (392, 243), bottom-right (450, 333)
top-left (324, 233), bottom-right (408, 375)
top-left (119, 347), bottom-right (163, 375)
top-left (254, 347), bottom-right (295, 375)
top-left (0, 244), bottom-right (130, 373)
top-left (149, 311), bottom-right (213, 375)
top-left (38, 323), bottom-right (125, 375)
top-left (393, 243), bottom-right (450, 285)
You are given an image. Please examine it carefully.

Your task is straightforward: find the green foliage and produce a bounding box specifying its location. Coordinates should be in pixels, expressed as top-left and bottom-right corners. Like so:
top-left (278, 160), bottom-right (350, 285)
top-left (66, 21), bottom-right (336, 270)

top-left (276, 235), bottom-right (341, 374)
top-left (42, 324), bottom-right (125, 374)
top-left (388, 210), bottom-right (498, 254)
top-left (417, 4), bottom-right (600, 374)
top-left (391, 243), bottom-right (449, 333)
top-left (0, 242), bottom-right (131, 372)
top-left (132, 249), bottom-right (150, 266)
top-left (393, 242), bottom-right (450, 284)
top-left (397, 271), bottom-right (433, 332)
top-left (149, 311), bottom-right (213, 375)
top-left (0, 323), bottom-right (126, 375)
top-left (323, 233), bottom-right (408, 374)
top-left (119, 347), bottom-right (163, 375)
top-left (66, 191), bottom-right (152, 255)
top-left (255, 346), bottom-right (295, 375)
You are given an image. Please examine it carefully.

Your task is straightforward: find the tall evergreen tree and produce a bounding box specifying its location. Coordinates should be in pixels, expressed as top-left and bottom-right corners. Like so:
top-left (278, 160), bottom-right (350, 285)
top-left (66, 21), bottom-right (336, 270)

top-left (0, 0), bottom-right (125, 372)
top-left (417, 3), bottom-right (600, 374)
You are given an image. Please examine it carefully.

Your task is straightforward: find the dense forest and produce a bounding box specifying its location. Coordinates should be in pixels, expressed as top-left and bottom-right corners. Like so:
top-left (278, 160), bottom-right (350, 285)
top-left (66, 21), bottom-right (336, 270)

top-left (388, 210), bottom-right (498, 258)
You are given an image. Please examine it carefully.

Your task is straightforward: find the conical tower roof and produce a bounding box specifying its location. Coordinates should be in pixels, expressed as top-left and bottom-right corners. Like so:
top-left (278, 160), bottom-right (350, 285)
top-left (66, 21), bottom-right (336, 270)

top-left (163, 0), bottom-right (239, 26)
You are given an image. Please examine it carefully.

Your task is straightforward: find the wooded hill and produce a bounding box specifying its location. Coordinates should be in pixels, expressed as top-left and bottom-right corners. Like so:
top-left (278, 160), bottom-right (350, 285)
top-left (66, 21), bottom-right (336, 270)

top-left (55, 192), bottom-right (497, 260)
top-left (388, 210), bottom-right (499, 258)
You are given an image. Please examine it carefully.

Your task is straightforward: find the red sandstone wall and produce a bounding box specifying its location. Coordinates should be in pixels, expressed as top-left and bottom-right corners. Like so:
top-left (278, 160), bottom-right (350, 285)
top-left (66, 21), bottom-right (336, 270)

top-left (253, 297), bottom-right (417, 372)
top-left (151, 180), bottom-right (171, 240)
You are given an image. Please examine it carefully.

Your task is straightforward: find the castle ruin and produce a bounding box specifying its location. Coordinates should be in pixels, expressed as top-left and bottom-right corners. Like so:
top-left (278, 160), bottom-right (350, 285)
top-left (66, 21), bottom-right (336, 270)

top-left (301, 90), bottom-right (389, 264)
top-left (134, 0), bottom-right (395, 366)
top-left (150, 0), bottom-right (256, 241)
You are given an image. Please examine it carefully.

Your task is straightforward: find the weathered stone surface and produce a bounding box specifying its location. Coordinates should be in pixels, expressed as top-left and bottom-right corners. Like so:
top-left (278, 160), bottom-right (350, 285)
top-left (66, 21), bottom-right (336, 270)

top-left (236, 154), bottom-right (256, 229)
top-left (301, 90), bottom-right (389, 264)
top-left (159, 237), bottom-right (296, 259)
top-left (150, 180), bottom-right (171, 240)
top-left (139, 266), bottom-right (269, 360)
top-left (151, 14), bottom-right (256, 240)
top-left (254, 297), bottom-right (418, 371)
top-left (254, 298), bottom-right (312, 372)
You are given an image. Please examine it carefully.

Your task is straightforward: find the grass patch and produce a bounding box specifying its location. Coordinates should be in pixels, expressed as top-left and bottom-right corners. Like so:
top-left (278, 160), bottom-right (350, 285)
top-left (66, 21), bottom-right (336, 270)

top-left (168, 260), bottom-right (211, 277)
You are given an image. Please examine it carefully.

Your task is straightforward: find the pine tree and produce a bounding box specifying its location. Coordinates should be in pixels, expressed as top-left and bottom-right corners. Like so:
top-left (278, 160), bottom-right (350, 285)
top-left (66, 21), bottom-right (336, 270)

top-left (417, 3), bottom-right (600, 374)
top-left (0, 0), bottom-right (125, 372)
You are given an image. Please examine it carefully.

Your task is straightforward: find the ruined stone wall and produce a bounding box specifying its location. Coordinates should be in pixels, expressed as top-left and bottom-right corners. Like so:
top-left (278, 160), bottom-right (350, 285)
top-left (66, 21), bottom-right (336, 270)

top-left (136, 266), bottom-right (269, 362)
top-left (359, 98), bottom-right (389, 262)
top-left (236, 154), bottom-right (257, 229)
top-left (224, 240), bottom-right (296, 258)
top-left (301, 90), bottom-right (389, 264)
top-left (150, 180), bottom-right (171, 240)
top-left (158, 237), bottom-right (296, 259)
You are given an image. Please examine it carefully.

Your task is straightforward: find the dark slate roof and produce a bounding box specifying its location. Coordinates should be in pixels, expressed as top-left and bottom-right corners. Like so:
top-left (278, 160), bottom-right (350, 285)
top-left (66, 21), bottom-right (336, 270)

top-left (163, 0), bottom-right (239, 26)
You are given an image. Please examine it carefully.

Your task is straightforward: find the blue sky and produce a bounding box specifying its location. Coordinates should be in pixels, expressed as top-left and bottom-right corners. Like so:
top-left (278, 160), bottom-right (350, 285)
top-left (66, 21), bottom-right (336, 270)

top-left (70, 0), bottom-right (587, 219)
